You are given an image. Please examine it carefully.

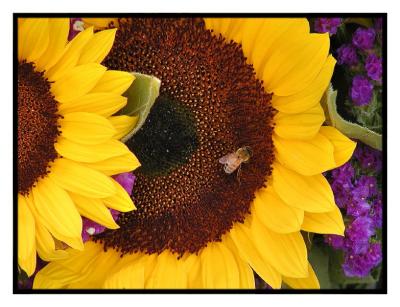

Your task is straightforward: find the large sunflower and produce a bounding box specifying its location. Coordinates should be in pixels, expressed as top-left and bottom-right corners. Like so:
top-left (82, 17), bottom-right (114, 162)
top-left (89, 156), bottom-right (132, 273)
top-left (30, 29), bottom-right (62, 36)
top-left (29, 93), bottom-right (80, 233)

top-left (17, 18), bottom-right (141, 277)
top-left (34, 17), bottom-right (356, 289)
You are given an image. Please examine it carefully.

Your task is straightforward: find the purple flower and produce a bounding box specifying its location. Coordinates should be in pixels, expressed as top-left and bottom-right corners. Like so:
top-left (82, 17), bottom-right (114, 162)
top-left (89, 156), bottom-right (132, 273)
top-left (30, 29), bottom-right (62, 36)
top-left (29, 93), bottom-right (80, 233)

top-left (331, 180), bottom-right (353, 208)
top-left (346, 199), bottom-right (371, 218)
top-left (342, 243), bottom-right (382, 277)
top-left (337, 44), bottom-right (359, 66)
top-left (68, 18), bottom-right (84, 41)
top-left (314, 18), bottom-right (342, 35)
top-left (350, 75), bottom-right (373, 106)
top-left (352, 27), bottom-right (376, 50)
top-left (365, 54), bottom-right (382, 81)
top-left (113, 172), bottom-right (136, 195)
top-left (358, 176), bottom-right (378, 197)
top-left (370, 195), bottom-right (383, 228)
top-left (345, 216), bottom-right (375, 254)
top-left (332, 162), bottom-right (355, 185)
top-left (325, 234), bottom-right (345, 249)
top-left (355, 145), bottom-right (382, 172)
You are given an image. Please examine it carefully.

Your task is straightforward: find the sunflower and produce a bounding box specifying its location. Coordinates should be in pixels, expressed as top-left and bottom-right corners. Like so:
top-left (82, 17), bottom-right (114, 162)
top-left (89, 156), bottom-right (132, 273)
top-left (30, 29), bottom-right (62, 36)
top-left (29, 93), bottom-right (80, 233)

top-left (33, 17), bottom-right (356, 289)
top-left (17, 18), bottom-right (141, 277)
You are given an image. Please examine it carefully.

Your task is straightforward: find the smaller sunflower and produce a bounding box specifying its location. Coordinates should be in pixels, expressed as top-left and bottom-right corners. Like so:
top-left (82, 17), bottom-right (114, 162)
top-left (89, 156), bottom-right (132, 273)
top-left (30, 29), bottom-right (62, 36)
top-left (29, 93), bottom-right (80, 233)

top-left (18, 18), bottom-right (140, 277)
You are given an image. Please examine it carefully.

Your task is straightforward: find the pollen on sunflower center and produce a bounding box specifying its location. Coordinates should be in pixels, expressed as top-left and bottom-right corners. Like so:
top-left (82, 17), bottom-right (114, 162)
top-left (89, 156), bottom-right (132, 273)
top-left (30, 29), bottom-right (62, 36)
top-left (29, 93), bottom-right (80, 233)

top-left (95, 18), bottom-right (275, 255)
top-left (17, 62), bottom-right (61, 195)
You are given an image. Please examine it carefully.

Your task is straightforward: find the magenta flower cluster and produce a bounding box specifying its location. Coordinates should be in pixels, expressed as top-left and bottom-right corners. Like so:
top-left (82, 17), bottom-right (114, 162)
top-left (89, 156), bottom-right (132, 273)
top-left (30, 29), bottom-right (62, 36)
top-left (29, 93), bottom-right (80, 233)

top-left (350, 75), bottom-right (374, 106)
top-left (314, 18), bottom-right (342, 35)
top-left (333, 21), bottom-right (382, 107)
top-left (325, 144), bottom-right (382, 278)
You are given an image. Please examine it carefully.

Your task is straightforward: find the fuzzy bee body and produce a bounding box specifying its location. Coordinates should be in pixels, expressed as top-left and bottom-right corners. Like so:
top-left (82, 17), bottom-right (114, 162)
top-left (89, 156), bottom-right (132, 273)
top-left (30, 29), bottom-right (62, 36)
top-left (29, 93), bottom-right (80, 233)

top-left (219, 146), bottom-right (252, 174)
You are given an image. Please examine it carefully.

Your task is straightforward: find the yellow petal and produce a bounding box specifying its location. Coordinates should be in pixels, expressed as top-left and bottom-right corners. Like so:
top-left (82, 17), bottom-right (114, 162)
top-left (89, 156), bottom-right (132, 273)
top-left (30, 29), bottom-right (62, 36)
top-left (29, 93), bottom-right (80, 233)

top-left (263, 33), bottom-right (330, 96)
top-left (301, 206), bottom-right (345, 235)
top-left (103, 261), bottom-right (145, 289)
top-left (223, 237), bottom-right (255, 289)
top-left (273, 132), bottom-right (336, 176)
top-left (60, 112), bottom-right (116, 145)
top-left (109, 115), bottom-right (139, 140)
top-left (45, 27), bottom-right (94, 81)
top-left (319, 126), bottom-right (357, 167)
top-left (272, 162), bottom-right (336, 213)
top-left (183, 253), bottom-right (203, 289)
top-left (78, 28), bottom-right (117, 64)
top-left (249, 215), bottom-right (308, 278)
top-left (283, 263), bottom-right (320, 289)
top-left (69, 192), bottom-right (119, 229)
top-left (35, 221), bottom-right (69, 262)
top-left (147, 251), bottom-right (187, 289)
top-left (33, 242), bottom-right (102, 289)
top-left (18, 194), bottom-right (36, 276)
top-left (51, 63), bottom-right (107, 102)
top-left (49, 158), bottom-right (116, 198)
top-left (228, 225), bottom-right (282, 288)
top-left (31, 177), bottom-right (83, 248)
top-left (35, 18), bottom-right (70, 72)
top-left (68, 244), bottom-right (124, 289)
top-left (18, 18), bottom-right (49, 63)
top-left (83, 153), bottom-right (140, 176)
top-left (82, 18), bottom-right (118, 29)
top-left (254, 186), bottom-right (304, 233)
top-left (274, 104), bottom-right (325, 140)
top-left (91, 70), bottom-right (135, 95)
top-left (272, 55), bottom-right (336, 114)
top-left (200, 242), bottom-right (240, 288)
top-left (102, 178), bottom-right (136, 212)
top-left (58, 92), bottom-right (127, 117)
top-left (241, 19), bottom-right (310, 77)
top-left (55, 137), bottom-right (131, 163)
top-left (24, 193), bottom-right (69, 261)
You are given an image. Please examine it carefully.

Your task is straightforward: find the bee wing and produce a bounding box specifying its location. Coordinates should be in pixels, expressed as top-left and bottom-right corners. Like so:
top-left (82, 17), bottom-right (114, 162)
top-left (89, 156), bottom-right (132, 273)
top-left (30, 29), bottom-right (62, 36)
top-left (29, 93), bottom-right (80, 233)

top-left (219, 153), bottom-right (236, 164)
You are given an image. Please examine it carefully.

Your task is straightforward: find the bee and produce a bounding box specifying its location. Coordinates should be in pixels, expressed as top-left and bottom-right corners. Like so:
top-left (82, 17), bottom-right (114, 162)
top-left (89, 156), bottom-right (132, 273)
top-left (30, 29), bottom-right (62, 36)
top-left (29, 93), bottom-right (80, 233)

top-left (219, 146), bottom-right (252, 183)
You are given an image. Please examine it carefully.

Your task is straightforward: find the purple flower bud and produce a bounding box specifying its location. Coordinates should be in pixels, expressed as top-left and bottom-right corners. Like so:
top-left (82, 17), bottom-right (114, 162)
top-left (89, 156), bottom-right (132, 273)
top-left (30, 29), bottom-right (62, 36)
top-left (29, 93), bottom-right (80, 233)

top-left (314, 18), bottom-right (342, 35)
top-left (352, 27), bottom-right (376, 50)
top-left (345, 216), bottom-right (375, 254)
top-left (331, 180), bottom-right (353, 209)
top-left (342, 243), bottom-right (382, 277)
top-left (354, 145), bottom-right (382, 172)
top-left (365, 54), bottom-right (382, 81)
top-left (357, 176), bottom-right (378, 197)
top-left (350, 75), bottom-right (373, 106)
top-left (337, 44), bottom-right (359, 66)
top-left (113, 172), bottom-right (136, 195)
top-left (370, 195), bottom-right (383, 228)
top-left (346, 199), bottom-right (371, 218)
top-left (325, 234), bottom-right (345, 249)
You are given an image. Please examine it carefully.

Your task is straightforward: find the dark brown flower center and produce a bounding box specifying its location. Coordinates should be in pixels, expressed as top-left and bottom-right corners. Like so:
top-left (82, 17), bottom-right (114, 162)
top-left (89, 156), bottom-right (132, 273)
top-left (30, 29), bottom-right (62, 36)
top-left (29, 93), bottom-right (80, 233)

top-left (17, 62), bottom-right (61, 195)
top-left (95, 18), bottom-right (275, 255)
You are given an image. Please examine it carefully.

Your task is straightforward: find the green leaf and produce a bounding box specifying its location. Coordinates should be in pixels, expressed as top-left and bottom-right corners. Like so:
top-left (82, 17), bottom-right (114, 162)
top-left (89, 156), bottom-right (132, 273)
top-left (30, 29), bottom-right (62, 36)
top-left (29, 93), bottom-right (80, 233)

top-left (309, 244), bottom-right (333, 289)
top-left (321, 85), bottom-right (382, 151)
top-left (118, 72), bottom-right (161, 142)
